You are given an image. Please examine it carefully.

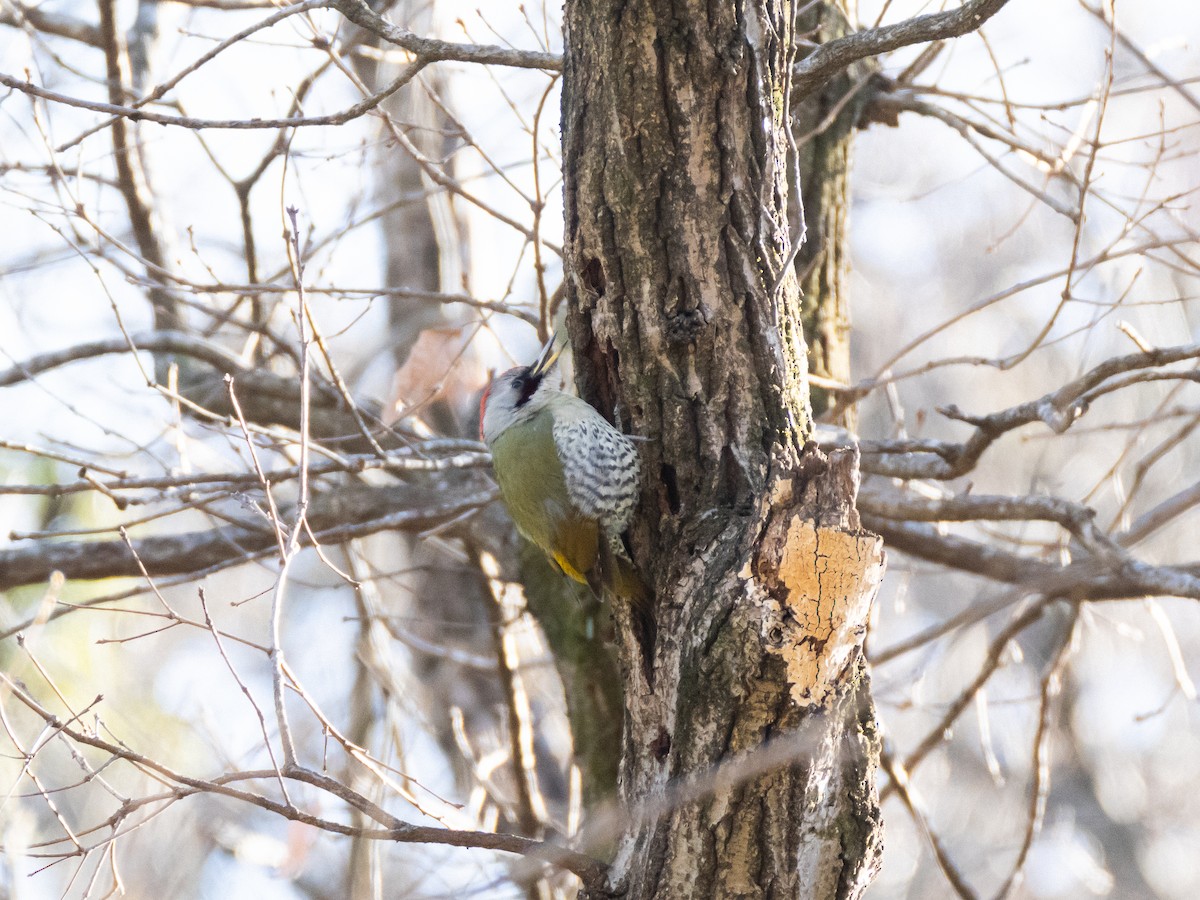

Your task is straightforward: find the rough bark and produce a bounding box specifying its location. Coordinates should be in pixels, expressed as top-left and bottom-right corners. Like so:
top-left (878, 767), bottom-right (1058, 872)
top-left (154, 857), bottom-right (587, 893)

top-left (561, 1), bottom-right (883, 896)
top-left (793, 3), bottom-right (860, 425)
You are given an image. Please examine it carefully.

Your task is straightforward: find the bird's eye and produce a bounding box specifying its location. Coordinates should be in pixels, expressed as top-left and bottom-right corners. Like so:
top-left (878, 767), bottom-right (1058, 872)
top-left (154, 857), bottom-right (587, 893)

top-left (511, 372), bottom-right (538, 407)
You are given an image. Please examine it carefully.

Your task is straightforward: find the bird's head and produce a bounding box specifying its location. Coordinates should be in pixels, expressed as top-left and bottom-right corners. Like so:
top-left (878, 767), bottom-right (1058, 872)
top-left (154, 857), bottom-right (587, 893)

top-left (479, 335), bottom-right (563, 445)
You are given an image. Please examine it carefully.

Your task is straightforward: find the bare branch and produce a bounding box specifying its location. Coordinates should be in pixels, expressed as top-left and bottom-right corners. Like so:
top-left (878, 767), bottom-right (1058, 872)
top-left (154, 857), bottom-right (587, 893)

top-left (793, 0), bottom-right (1014, 96)
top-left (859, 485), bottom-right (1106, 548)
top-left (1079, 1), bottom-right (1200, 115)
top-left (0, 64), bottom-right (425, 131)
top-left (59, 0), bottom-right (332, 150)
top-left (873, 91), bottom-right (1081, 221)
top-left (881, 602), bottom-right (1052, 798)
top-left (992, 610), bottom-right (1078, 899)
top-left (0, 675), bottom-right (609, 889)
top-left (96, 0), bottom-right (180, 338)
top-left (0, 446), bottom-right (489, 499)
top-left (880, 749), bottom-right (980, 900)
top-left (0, 331), bottom-right (246, 388)
top-left (0, 482), bottom-right (498, 591)
top-left (1121, 481), bottom-right (1200, 548)
top-left (332, 0), bottom-right (561, 71)
top-left (864, 515), bottom-right (1200, 602)
top-left (860, 342), bottom-right (1200, 479)
top-left (0, 2), bottom-right (102, 45)
top-left (476, 550), bottom-right (547, 835)
top-left (0, 330), bottom-right (432, 451)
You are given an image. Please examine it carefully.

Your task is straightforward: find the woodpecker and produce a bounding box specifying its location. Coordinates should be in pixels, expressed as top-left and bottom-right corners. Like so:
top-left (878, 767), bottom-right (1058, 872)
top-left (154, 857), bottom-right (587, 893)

top-left (480, 336), bottom-right (654, 678)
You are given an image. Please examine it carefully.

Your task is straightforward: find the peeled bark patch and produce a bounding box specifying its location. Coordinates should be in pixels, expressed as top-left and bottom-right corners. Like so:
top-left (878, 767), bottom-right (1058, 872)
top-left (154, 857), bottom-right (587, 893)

top-left (754, 516), bottom-right (885, 707)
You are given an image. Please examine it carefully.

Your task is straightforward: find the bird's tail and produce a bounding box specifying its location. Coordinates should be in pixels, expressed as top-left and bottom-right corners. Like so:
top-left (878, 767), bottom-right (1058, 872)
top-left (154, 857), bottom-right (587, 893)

top-left (597, 538), bottom-right (656, 687)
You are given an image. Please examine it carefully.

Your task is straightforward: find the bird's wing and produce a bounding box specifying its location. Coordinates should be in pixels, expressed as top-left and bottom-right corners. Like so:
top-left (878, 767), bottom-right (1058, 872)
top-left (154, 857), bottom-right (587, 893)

top-left (546, 506), bottom-right (600, 584)
top-left (554, 409), bottom-right (641, 534)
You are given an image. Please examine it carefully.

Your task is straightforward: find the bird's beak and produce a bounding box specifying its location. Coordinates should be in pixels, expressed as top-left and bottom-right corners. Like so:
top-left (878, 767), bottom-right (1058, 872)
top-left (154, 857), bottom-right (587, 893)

top-left (530, 333), bottom-right (563, 377)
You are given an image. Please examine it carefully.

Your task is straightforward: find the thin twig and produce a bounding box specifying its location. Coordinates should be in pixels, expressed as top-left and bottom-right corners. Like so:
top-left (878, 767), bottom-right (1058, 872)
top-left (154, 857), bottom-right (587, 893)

top-left (0, 673), bottom-right (609, 889)
top-left (990, 609), bottom-right (1078, 899)
top-left (197, 588), bottom-right (291, 803)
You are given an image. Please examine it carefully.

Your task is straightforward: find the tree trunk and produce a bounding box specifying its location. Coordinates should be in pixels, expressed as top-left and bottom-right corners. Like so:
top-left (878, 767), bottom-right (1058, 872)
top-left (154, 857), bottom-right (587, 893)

top-left (561, 1), bottom-right (884, 896)
top-left (793, 3), bottom-right (860, 427)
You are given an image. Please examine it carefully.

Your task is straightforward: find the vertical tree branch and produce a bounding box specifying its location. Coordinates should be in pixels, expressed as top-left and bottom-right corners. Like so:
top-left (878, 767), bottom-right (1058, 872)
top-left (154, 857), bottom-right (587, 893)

top-left (96, 0), bottom-right (182, 360)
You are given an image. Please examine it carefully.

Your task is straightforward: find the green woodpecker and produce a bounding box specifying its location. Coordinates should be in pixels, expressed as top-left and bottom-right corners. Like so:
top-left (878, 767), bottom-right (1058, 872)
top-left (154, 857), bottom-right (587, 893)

top-left (480, 337), bottom-right (654, 677)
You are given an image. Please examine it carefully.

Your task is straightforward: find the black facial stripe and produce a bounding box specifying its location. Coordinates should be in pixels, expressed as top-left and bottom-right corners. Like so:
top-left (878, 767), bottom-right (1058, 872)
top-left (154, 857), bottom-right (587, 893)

top-left (514, 369), bottom-right (541, 407)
